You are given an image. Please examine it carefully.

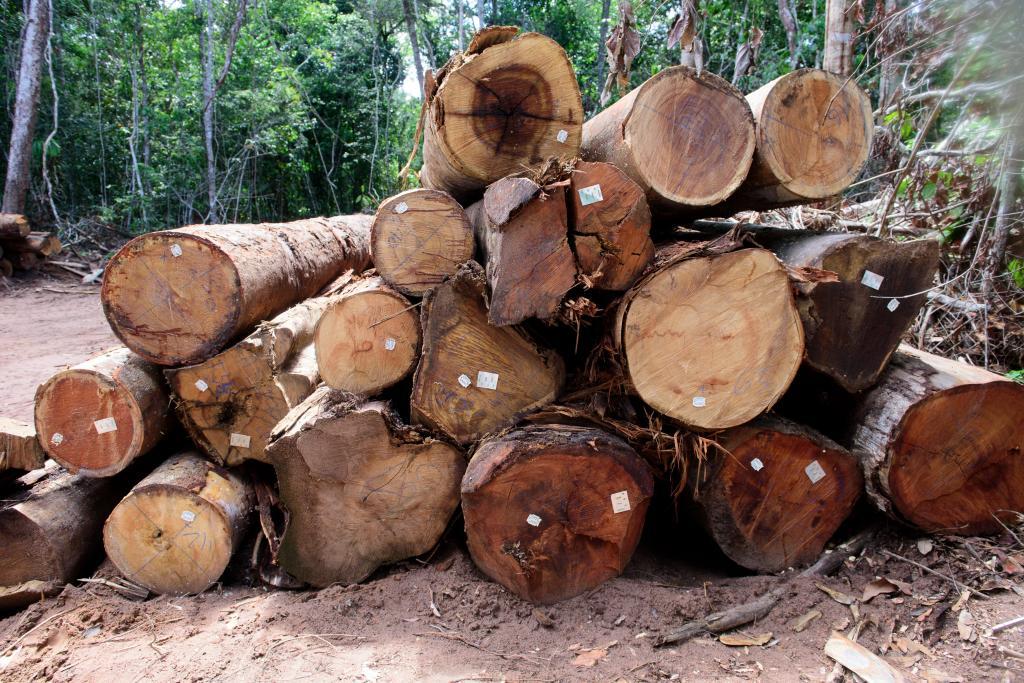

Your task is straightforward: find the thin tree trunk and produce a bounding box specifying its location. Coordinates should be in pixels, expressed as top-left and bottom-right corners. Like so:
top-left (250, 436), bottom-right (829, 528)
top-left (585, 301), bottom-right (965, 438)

top-left (457, 0), bottom-right (464, 51)
top-left (477, 0), bottom-right (485, 30)
top-left (778, 0), bottom-right (799, 70)
top-left (986, 123), bottom-right (1022, 284)
top-left (199, 0), bottom-right (218, 223)
top-left (594, 0), bottom-right (611, 112)
top-left (401, 0), bottom-right (424, 97)
top-left (824, 0), bottom-right (854, 76)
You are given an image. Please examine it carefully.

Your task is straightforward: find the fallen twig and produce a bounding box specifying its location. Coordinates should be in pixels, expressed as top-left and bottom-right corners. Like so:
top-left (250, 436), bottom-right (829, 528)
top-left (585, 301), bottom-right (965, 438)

top-left (418, 631), bottom-right (550, 665)
top-left (879, 549), bottom-right (987, 600)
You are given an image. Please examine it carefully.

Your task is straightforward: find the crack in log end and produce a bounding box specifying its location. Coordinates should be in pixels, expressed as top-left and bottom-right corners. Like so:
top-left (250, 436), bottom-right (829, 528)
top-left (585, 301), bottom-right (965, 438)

top-left (465, 66), bottom-right (555, 160)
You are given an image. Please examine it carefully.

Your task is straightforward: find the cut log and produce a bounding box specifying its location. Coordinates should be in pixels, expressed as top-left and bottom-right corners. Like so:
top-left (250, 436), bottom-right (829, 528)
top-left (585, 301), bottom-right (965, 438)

top-left (462, 424), bottom-right (654, 604)
top-left (101, 215), bottom-right (371, 366)
top-left (34, 347), bottom-right (171, 477)
top-left (691, 416), bottom-right (862, 573)
top-left (103, 452), bottom-right (254, 595)
top-left (14, 251), bottom-right (38, 270)
top-left (848, 346), bottom-right (1024, 535)
top-left (266, 386), bottom-right (465, 587)
top-left (411, 262), bottom-right (565, 444)
top-left (715, 69), bottom-right (873, 212)
top-left (371, 189), bottom-right (475, 296)
top-left (0, 258), bottom-right (11, 278)
top-left (466, 176), bottom-right (577, 325)
top-left (581, 66), bottom-right (755, 214)
top-left (615, 246), bottom-right (804, 430)
top-left (420, 27), bottom-right (583, 201)
top-left (0, 417), bottom-right (46, 474)
top-left (165, 294), bottom-right (329, 466)
top-left (569, 161), bottom-right (654, 291)
top-left (0, 231), bottom-right (61, 256)
top-left (0, 213), bottom-right (30, 238)
top-left (314, 276), bottom-right (421, 395)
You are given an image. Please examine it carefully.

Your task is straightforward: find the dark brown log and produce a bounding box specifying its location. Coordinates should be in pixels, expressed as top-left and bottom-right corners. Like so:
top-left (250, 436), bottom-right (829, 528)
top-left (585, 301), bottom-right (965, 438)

top-left (0, 258), bottom-right (11, 278)
top-left (462, 424), bottom-right (654, 604)
top-left (0, 213), bottom-right (30, 238)
top-left (0, 231), bottom-right (61, 256)
top-left (35, 347), bottom-right (172, 477)
top-left (101, 216), bottom-right (371, 366)
top-left (0, 417), bottom-right (46, 474)
top-left (267, 386), bottom-right (465, 587)
top-left (14, 251), bottom-right (38, 270)
top-left (411, 262), bottom-right (565, 444)
top-left (466, 176), bottom-right (577, 325)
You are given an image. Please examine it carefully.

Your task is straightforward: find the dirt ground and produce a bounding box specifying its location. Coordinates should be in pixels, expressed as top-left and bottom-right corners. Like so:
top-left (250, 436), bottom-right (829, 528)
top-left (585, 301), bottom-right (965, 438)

top-left (1, 270), bottom-right (1023, 682)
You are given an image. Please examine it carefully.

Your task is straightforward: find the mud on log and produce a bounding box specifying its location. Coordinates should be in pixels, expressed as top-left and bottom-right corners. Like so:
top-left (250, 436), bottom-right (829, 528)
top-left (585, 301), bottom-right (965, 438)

top-left (462, 425), bottom-right (654, 604)
top-left (267, 386), bottom-right (465, 587)
top-left (0, 417), bottom-right (46, 474)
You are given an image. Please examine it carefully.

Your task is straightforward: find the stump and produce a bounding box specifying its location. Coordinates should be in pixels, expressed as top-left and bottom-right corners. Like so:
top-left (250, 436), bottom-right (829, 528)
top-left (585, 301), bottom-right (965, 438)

top-left (103, 452), bottom-right (254, 595)
top-left (0, 417), bottom-right (46, 474)
top-left (411, 262), bottom-right (565, 444)
top-left (102, 216), bottom-right (371, 365)
top-left (34, 347), bottom-right (171, 477)
top-left (267, 386), bottom-right (465, 586)
top-left (462, 425), bottom-right (654, 604)
top-left (420, 27), bottom-right (583, 201)
top-left (371, 189), bottom-right (475, 297)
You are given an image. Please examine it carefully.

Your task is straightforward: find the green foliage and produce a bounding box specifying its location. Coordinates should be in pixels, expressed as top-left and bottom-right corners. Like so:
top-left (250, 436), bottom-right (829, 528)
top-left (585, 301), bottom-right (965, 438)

top-left (1007, 369), bottom-right (1024, 384)
top-left (1009, 259), bottom-right (1024, 289)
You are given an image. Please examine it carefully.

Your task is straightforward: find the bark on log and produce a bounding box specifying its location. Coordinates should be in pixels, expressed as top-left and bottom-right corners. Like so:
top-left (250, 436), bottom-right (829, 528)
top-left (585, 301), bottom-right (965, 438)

top-left (314, 276), bottom-right (421, 395)
top-left (420, 27), bottom-right (583, 202)
top-left (14, 251), bottom-right (38, 270)
top-left (0, 231), bottom-right (61, 256)
top-left (692, 416), bottom-right (862, 573)
top-left (0, 259), bottom-right (11, 278)
top-left (0, 213), bottom-right (30, 238)
top-left (466, 176), bottom-right (577, 325)
top-left (411, 262), bottom-right (565, 444)
top-left (848, 346), bottom-right (1024, 535)
top-left (102, 215), bottom-right (371, 366)
top-left (103, 452), bottom-right (254, 595)
top-left (266, 386), bottom-right (465, 587)
top-left (371, 189), bottom-right (475, 297)
top-left (581, 66), bottom-right (755, 215)
top-left (165, 294), bottom-right (329, 465)
top-left (0, 417), bottom-right (46, 474)
top-left (462, 424), bottom-right (654, 604)
top-left (569, 161), bottom-right (654, 291)
top-left (614, 246), bottom-right (804, 430)
top-left (34, 347), bottom-right (171, 477)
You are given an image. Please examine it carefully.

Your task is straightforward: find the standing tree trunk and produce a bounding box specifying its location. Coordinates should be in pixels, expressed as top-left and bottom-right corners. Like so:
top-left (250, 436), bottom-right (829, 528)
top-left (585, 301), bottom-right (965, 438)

top-left (594, 0), bottom-right (612, 113)
top-left (199, 0), bottom-right (218, 222)
top-left (2, 0), bottom-right (50, 214)
top-left (476, 0), bottom-right (485, 29)
top-left (401, 0), bottom-right (425, 97)
top-left (457, 0), bottom-right (464, 50)
top-left (778, 0), bottom-right (799, 70)
top-left (824, 0), bottom-right (854, 77)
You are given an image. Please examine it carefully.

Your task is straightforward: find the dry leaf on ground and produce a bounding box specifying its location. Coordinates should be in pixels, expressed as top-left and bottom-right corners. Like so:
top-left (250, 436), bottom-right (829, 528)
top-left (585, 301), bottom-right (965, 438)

top-left (719, 631), bottom-right (772, 647)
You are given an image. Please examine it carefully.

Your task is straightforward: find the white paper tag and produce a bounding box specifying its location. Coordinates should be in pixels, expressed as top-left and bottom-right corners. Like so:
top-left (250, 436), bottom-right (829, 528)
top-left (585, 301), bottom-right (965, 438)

top-left (556, 129), bottom-right (568, 143)
top-left (181, 510), bottom-right (196, 523)
top-left (476, 371), bottom-right (499, 390)
top-left (578, 184), bottom-right (604, 206)
top-left (750, 458), bottom-right (764, 472)
top-left (394, 201), bottom-right (409, 214)
top-left (51, 432), bottom-right (64, 445)
top-left (94, 417), bottom-right (117, 434)
top-left (610, 490), bottom-right (631, 513)
top-left (230, 433), bottom-right (251, 448)
top-left (170, 243), bottom-right (182, 257)
top-left (457, 374), bottom-right (472, 388)
top-left (194, 379), bottom-right (209, 392)
top-left (887, 298), bottom-right (900, 312)
top-left (526, 514), bottom-right (542, 527)
top-left (692, 396), bottom-right (706, 408)
top-left (384, 337), bottom-right (397, 351)
top-left (861, 270), bottom-right (884, 290)
top-left (805, 460), bottom-right (826, 484)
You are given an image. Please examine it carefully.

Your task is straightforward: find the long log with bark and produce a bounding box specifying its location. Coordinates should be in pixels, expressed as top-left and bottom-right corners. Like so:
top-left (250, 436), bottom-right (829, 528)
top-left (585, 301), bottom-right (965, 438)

top-left (0, 417), bottom-right (46, 474)
top-left (411, 262), bottom-right (565, 444)
top-left (266, 386), bottom-right (465, 587)
top-left (34, 347), bottom-right (171, 477)
top-left (462, 425), bottom-right (654, 604)
top-left (102, 216), bottom-right (371, 366)
top-left (420, 27), bottom-right (583, 202)
top-left (103, 452), bottom-right (254, 595)
top-left (0, 213), bottom-right (30, 238)
top-left (0, 231), bottom-right (61, 257)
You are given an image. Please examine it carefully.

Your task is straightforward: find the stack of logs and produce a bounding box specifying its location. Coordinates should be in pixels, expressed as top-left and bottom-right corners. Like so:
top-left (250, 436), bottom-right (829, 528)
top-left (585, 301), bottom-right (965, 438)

top-left (2, 27), bottom-right (1022, 610)
top-left (0, 213), bottom-right (62, 276)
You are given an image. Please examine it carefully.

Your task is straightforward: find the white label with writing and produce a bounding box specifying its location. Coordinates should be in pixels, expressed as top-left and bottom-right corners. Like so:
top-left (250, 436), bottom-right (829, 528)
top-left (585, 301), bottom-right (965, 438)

top-left (384, 337), bottom-right (397, 351)
top-left (526, 514), bottom-right (542, 527)
top-left (556, 129), bottom-right (568, 143)
top-left (394, 201), bottom-right (409, 214)
top-left (170, 243), bottom-right (182, 257)
top-left (230, 433), bottom-right (251, 448)
top-left (180, 510), bottom-right (196, 523)
top-left (887, 298), bottom-right (900, 312)
top-left (750, 458), bottom-right (764, 472)
top-left (51, 432), bottom-right (64, 445)
top-left (194, 379), bottom-right (209, 392)
top-left (805, 460), bottom-right (826, 484)
top-left (861, 270), bottom-right (884, 290)
top-left (476, 371), bottom-right (499, 390)
top-left (692, 396), bottom-right (706, 408)
top-left (94, 417), bottom-right (117, 434)
top-left (578, 184), bottom-right (604, 206)
top-left (457, 374), bottom-right (472, 388)
top-left (610, 490), bottom-right (631, 513)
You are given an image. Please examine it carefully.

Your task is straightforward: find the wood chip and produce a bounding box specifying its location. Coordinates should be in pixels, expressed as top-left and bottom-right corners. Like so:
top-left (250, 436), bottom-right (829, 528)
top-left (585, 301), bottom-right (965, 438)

top-left (790, 609), bottom-right (822, 633)
top-left (863, 578), bottom-right (900, 602)
top-left (719, 631), bottom-right (772, 647)
top-left (817, 581), bottom-right (857, 605)
top-left (824, 634), bottom-right (908, 683)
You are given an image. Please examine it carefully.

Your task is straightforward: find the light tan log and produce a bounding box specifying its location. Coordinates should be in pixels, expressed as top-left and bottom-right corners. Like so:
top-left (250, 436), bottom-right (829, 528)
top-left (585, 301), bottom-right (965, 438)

top-left (371, 189), bottom-right (475, 296)
top-left (411, 261), bottom-right (565, 444)
top-left (103, 452), bottom-right (253, 595)
top-left (581, 66), bottom-right (755, 214)
top-left (466, 176), bottom-right (577, 325)
top-left (0, 417), bottom-right (46, 474)
top-left (102, 215), bottom-right (371, 366)
top-left (267, 386), bottom-right (465, 587)
top-left (0, 213), bottom-right (30, 238)
top-left (314, 276), bottom-right (421, 395)
top-left (420, 27), bottom-right (583, 202)
top-left (35, 347), bottom-right (171, 477)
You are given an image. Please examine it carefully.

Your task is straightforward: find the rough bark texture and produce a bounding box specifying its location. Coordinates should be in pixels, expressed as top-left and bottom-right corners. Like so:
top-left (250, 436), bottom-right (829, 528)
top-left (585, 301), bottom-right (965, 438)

top-left (847, 346), bottom-right (1024, 535)
top-left (267, 386), bottom-right (465, 587)
top-left (0, 213), bottom-right (31, 238)
top-left (692, 415), bottom-right (862, 572)
top-left (462, 424), bottom-right (654, 604)
top-left (411, 262), bottom-right (566, 444)
top-left (35, 347), bottom-right (171, 477)
top-left (581, 66), bottom-right (755, 214)
top-left (0, 417), bottom-right (46, 474)
top-left (420, 28), bottom-right (583, 202)
top-left (466, 176), bottom-right (577, 325)
top-left (102, 215), bottom-right (371, 366)
top-left (371, 189), bottom-right (475, 297)
top-left (103, 452), bottom-right (254, 595)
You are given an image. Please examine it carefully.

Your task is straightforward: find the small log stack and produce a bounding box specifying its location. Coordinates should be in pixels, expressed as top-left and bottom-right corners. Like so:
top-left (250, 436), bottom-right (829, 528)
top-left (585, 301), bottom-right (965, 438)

top-left (0, 213), bottom-right (62, 275)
